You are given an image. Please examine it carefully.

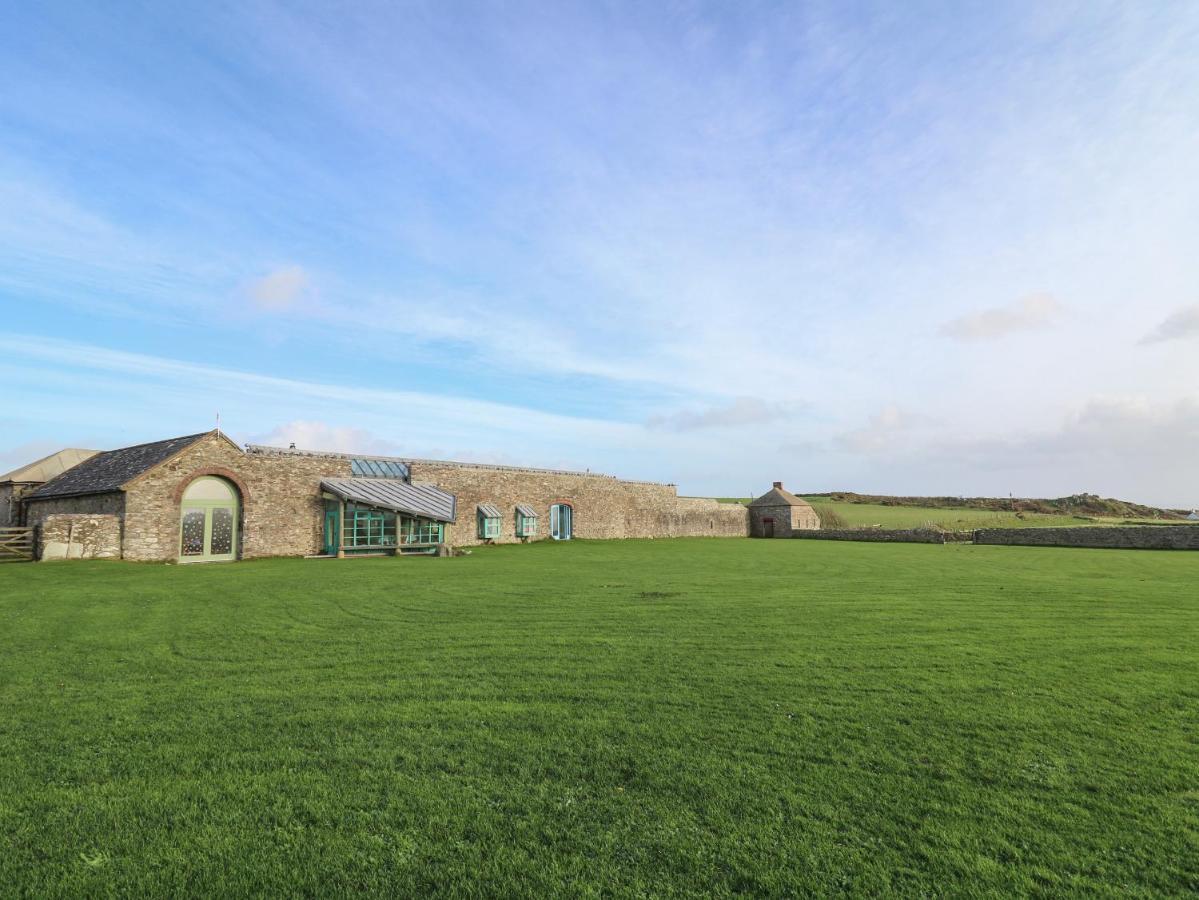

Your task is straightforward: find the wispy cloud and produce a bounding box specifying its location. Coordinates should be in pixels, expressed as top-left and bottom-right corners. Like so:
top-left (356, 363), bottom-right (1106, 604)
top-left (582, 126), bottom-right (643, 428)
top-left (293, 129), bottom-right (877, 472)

top-left (939, 294), bottom-right (1063, 342)
top-left (1139, 306), bottom-right (1199, 345)
top-left (246, 420), bottom-right (401, 455)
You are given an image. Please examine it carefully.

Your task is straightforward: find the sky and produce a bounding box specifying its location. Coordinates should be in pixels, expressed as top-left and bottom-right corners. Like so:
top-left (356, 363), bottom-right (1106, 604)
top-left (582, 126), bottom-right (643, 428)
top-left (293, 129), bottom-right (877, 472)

top-left (1, 1), bottom-right (1198, 506)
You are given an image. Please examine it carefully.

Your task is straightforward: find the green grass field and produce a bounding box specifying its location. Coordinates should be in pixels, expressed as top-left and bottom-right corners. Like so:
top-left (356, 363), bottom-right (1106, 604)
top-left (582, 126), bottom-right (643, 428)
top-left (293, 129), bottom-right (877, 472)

top-left (2, 540), bottom-right (1196, 896)
top-left (717, 497), bottom-right (1140, 530)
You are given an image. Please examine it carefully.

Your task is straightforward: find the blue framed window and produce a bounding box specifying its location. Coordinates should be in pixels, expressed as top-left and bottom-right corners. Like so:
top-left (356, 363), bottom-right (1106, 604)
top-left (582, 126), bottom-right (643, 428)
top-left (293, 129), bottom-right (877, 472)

top-left (343, 503), bottom-right (397, 551)
top-left (401, 516), bottom-right (443, 544)
top-left (477, 505), bottom-right (501, 540)
top-left (515, 506), bottom-right (538, 538)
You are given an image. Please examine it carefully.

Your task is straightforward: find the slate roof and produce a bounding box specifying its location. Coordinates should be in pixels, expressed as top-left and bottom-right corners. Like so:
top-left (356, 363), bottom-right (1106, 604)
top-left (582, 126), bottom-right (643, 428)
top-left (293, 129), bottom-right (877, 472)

top-left (27, 433), bottom-right (210, 500)
top-left (322, 478), bottom-right (457, 523)
top-left (748, 484), bottom-right (814, 509)
top-left (477, 503), bottom-right (502, 519)
top-left (0, 448), bottom-right (99, 484)
top-left (516, 504), bottom-right (538, 518)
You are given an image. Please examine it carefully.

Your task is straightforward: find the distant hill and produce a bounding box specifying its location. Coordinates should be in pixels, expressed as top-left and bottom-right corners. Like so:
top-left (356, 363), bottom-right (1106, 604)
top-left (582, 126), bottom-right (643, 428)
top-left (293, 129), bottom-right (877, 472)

top-left (803, 492), bottom-right (1185, 520)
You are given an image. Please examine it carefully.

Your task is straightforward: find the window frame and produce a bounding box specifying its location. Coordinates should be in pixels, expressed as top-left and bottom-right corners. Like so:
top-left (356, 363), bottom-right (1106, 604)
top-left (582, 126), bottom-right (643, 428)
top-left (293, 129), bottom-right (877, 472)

top-left (478, 508), bottom-right (501, 540)
top-left (515, 510), bottom-right (538, 538)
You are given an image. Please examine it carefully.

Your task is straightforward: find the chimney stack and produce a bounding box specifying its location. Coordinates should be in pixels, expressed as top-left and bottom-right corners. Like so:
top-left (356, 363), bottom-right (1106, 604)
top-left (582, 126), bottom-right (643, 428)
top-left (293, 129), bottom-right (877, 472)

top-left (773, 481), bottom-right (783, 489)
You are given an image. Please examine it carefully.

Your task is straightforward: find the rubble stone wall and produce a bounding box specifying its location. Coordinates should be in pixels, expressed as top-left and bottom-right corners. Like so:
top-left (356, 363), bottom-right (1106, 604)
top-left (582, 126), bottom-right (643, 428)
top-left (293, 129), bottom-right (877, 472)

top-left (974, 526), bottom-right (1199, 550)
top-left (38, 514), bottom-right (122, 560)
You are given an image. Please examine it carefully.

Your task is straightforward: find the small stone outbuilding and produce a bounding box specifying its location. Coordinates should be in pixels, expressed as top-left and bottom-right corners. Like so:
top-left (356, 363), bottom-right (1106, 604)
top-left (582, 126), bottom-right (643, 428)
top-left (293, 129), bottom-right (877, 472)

top-left (749, 482), bottom-right (820, 538)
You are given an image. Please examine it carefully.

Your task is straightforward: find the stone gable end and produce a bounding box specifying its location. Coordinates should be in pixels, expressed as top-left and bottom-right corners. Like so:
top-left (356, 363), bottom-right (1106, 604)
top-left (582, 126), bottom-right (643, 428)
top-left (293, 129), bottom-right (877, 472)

top-left (123, 433), bottom-right (353, 561)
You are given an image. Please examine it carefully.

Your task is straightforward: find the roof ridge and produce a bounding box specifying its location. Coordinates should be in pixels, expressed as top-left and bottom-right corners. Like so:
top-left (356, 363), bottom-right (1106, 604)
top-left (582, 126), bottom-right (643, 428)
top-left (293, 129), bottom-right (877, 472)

top-left (248, 442), bottom-right (674, 485)
top-left (95, 431), bottom-right (210, 454)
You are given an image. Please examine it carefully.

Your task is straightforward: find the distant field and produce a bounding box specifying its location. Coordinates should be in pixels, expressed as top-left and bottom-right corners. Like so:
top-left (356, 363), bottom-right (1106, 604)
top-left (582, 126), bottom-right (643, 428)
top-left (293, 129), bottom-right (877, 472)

top-left (800, 499), bottom-right (1086, 531)
top-left (1, 541), bottom-right (1196, 895)
top-left (716, 497), bottom-right (1167, 530)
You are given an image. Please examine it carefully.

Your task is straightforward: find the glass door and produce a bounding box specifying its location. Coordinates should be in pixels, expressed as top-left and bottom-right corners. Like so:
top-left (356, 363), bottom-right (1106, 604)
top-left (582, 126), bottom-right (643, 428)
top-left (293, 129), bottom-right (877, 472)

top-left (178, 476), bottom-right (239, 563)
top-left (550, 503), bottom-right (572, 540)
top-left (323, 504), bottom-right (340, 555)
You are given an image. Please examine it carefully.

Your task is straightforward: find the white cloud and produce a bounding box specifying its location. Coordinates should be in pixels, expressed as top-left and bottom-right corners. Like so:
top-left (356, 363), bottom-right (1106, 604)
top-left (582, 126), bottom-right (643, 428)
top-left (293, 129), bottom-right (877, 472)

top-left (1139, 306), bottom-right (1199, 345)
top-left (647, 397), bottom-right (799, 431)
top-left (246, 265), bottom-right (313, 311)
top-left (939, 294), bottom-right (1063, 342)
top-left (247, 420), bottom-right (402, 455)
top-left (836, 406), bottom-right (923, 454)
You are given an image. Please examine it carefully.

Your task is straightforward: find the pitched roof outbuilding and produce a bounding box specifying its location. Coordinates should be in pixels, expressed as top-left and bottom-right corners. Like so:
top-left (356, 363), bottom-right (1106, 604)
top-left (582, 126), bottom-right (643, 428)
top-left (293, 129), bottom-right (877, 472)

top-left (748, 482), bottom-right (814, 509)
top-left (26, 433), bottom-right (212, 500)
top-left (0, 448), bottom-right (99, 484)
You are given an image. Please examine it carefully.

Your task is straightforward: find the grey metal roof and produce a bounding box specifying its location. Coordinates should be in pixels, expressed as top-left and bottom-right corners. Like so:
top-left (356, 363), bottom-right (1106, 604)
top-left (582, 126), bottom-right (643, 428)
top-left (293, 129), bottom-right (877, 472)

top-left (477, 503), bottom-right (502, 519)
top-left (0, 448), bottom-right (99, 484)
top-left (516, 504), bottom-right (537, 518)
top-left (27, 433), bottom-right (210, 500)
top-left (322, 478), bottom-right (456, 523)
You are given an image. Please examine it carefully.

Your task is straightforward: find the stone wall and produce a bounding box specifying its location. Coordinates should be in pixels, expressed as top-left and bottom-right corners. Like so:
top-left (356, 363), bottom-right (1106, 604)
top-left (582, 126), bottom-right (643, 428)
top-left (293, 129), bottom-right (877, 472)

top-left (974, 526), bottom-right (1199, 550)
top-left (749, 503), bottom-right (819, 538)
top-left (792, 528), bottom-right (947, 544)
top-left (0, 484), bottom-right (16, 527)
top-left (750, 504), bottom-right (788, 538)
top-left (407, 461), bottom-right (748, 546)
top-left (7, 482), bottom-right (80, 527)
top-left (25, 492), bottom-right (126, 530)
top-left (37, 514), bottom-right (122, 560)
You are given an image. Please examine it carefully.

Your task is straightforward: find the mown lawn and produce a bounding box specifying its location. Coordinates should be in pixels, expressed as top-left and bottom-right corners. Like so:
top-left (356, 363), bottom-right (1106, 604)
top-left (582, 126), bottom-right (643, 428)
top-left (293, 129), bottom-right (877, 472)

top-left (1, 540), bottom-right (1196, 897)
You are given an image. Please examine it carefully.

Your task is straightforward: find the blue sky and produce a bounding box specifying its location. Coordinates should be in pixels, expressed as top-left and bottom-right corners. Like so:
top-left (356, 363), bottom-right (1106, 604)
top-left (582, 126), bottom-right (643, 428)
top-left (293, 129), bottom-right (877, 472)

top-left (2, 1), bottom-right (1198, 505)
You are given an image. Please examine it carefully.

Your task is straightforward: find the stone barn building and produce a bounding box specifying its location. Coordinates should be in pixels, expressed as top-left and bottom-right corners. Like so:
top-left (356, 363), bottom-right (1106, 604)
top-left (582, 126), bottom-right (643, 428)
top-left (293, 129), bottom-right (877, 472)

top-left (748, 482), bottom-right (820, 538)
top-left (15, 430), bottom-right (751, 562)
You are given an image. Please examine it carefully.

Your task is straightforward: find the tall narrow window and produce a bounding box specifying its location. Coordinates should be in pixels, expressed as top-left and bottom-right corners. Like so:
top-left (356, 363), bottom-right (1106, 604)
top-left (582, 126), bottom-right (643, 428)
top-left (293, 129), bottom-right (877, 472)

top-left (550, 503), bottom-right (572, 540)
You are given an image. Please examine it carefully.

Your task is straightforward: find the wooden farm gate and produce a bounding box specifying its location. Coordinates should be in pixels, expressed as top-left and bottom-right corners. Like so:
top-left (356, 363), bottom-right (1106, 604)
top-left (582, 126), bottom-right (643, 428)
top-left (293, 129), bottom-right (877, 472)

top-left (0, 527), bottom-right (34, 562)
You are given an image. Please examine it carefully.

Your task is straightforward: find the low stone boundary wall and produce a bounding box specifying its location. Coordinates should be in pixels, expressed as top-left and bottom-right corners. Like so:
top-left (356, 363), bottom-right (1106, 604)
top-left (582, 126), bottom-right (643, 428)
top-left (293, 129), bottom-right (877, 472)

top-left (792, 528), bottom-right (946, 544)
top-left (973, 526), bottom-right (1199, 550)
top-left (38, 514), bottom-right (122, 560)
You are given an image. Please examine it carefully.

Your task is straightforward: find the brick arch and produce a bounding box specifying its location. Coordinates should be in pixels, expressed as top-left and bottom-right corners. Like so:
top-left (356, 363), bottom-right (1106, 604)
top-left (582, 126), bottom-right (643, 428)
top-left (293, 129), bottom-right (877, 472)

top-left (172, 468), bottom-right (251, 504)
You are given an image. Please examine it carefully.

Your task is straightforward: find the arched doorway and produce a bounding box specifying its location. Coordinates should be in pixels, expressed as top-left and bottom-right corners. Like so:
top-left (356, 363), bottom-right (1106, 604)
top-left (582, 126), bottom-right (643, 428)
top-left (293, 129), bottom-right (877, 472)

top-left (179, 476), bottom-right (239, 563)
top-left (550, 503), bottom-right (573, 540)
